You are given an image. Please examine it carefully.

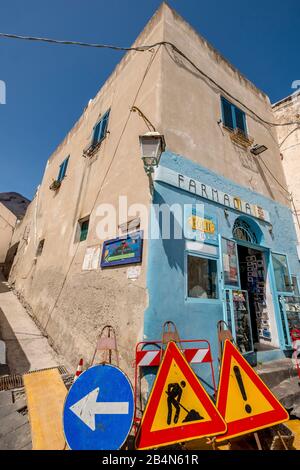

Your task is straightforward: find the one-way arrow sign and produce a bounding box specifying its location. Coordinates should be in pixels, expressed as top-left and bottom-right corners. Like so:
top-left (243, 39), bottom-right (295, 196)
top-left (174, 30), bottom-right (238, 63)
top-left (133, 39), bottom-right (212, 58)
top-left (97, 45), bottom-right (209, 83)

top-left (63, 364), bottom-right (134, 450)
top-left (70, 387), bottom-right (129, 431)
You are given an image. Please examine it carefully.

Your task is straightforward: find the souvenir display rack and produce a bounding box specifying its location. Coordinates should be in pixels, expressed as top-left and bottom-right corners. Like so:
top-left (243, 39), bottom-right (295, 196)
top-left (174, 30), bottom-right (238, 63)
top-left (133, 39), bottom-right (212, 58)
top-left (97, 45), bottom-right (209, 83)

top-left (278, 295), bottom-right (300, 346)
top-left (225, 289), bottom-right (254, 354)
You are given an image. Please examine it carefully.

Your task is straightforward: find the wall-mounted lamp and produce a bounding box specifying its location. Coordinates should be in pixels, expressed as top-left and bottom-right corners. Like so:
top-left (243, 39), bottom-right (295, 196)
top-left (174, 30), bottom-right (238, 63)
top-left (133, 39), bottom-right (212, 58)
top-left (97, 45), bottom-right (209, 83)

top-left (250, 144), bottom-right (268, 156)
top-left (139, 131), bottom-right (165, 175)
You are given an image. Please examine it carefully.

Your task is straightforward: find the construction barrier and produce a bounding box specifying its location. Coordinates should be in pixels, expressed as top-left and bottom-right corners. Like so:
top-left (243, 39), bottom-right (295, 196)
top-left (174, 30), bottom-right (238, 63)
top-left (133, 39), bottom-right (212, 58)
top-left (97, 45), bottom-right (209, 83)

top-left (133, 339), bottom-right (217, 431)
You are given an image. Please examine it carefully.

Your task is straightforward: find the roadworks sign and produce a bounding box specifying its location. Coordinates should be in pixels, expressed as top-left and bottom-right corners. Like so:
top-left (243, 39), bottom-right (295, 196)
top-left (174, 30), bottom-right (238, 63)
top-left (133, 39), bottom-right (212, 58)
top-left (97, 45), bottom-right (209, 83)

top-left (135, 341), bottom-right (226, 450)
top-left (216, 340), bottom-right (289, 442)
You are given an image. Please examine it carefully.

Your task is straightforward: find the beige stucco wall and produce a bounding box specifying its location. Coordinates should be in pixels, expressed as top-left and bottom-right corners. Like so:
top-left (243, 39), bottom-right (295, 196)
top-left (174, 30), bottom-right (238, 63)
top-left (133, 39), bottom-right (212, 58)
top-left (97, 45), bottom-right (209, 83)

top-left (10, 3), bottom-right (291, 373)
top-left (159, 5), bottom-right (289, 208)
top-left (0, 203), bottom-right (16, 264)
top-left (273, 95), bottom-right (300, 242)
top-left (9, 7), bottom-right (166, 376)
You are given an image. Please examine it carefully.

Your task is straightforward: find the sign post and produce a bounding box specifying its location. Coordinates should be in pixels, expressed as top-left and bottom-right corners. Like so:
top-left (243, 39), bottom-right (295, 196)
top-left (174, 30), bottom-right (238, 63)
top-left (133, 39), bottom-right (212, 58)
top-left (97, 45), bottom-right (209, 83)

top-left (63, 364), bottom-right (134, 450)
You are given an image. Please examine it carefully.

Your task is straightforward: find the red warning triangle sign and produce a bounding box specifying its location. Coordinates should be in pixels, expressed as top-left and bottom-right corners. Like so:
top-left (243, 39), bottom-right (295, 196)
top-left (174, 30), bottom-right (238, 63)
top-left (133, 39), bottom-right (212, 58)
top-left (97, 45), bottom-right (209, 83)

top-left (216, 340), bottom-right (289, 442)
top-left (135, 341), bottom-right (227, 450)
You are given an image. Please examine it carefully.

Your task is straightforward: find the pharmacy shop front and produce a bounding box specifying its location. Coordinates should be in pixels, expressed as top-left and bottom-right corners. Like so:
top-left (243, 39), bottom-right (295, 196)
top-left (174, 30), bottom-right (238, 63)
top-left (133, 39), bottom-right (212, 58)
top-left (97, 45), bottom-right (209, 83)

top-left (145, 154), bottom-right (300, 374)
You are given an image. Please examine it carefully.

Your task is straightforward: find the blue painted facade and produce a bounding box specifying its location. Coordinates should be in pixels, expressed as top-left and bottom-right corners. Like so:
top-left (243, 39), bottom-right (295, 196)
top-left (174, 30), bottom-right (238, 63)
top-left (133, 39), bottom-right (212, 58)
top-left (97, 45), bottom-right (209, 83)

top-left (144, 151), bottom-right (300, 393)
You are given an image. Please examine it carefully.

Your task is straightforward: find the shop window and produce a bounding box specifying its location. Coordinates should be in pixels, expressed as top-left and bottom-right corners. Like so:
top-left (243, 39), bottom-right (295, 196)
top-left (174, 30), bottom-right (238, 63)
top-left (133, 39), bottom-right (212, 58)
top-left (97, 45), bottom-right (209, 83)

top-left (272, 253), bottom-right (293, 293)
top-left (92, 110), bottom-right (110, 146)
top-left (57, 156), bottom-right (69, 182)
top-left (291, 275), bottom-right (300, 296)
top-left (221, 97), bottom-right (247, 135)
top-left (233, 219), bottom-right (258, 244)
top-left (79, 218), bottom-right (90, 242)
top-left (187, 254), bottom-right (218, 299)
top-left (36, 239), bottom-right (45, 256)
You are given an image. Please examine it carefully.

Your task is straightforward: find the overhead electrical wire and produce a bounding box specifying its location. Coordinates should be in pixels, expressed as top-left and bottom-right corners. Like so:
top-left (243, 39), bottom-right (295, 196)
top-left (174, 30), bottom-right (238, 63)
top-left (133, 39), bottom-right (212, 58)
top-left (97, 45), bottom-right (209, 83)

top-left (1, 32), bottom-right (300, 128)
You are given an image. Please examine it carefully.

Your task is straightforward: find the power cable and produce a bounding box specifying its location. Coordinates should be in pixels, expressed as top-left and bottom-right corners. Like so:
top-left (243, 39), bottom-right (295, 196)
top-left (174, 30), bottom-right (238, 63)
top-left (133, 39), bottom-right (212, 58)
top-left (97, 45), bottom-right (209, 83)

top-left (257, 156), bottom-right (290, 195)
top-left (279, 125), bottom-right (300, 148)
top-left (0, 32), bottom-right (300, 128)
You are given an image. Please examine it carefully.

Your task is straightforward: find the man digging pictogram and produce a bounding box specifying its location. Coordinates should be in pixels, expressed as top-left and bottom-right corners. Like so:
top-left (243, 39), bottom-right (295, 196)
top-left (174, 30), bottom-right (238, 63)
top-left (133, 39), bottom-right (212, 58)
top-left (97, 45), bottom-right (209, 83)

top-left (166, 381), bottom-right (204, 425)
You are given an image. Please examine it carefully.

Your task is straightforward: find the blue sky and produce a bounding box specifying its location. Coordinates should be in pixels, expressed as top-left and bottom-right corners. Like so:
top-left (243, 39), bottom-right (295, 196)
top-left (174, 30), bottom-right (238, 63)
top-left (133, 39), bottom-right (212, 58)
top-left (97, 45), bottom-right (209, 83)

top-left (0, 0), bottom-right (299, 199)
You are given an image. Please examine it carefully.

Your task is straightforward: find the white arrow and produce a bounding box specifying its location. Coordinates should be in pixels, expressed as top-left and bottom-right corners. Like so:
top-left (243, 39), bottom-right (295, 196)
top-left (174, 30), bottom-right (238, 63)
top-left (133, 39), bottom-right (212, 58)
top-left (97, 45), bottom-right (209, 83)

top-left (70, 387), bottom-right (129, 431)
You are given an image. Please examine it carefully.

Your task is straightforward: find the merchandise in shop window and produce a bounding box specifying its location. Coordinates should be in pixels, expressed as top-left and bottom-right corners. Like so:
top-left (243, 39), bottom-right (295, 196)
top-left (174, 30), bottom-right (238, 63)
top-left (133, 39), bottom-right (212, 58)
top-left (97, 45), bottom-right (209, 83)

top-left (246, 253), bottom-right (271, 341)
top-left (232, 290), bottom-right (252, 354)
top-left (279, 296), bottom-right (300, 340)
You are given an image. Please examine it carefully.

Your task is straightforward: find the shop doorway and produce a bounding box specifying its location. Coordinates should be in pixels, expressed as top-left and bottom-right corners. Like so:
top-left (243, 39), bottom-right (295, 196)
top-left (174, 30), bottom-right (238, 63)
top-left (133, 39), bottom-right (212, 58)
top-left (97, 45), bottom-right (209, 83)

top-left (237, 245), bottom-right (276, 352)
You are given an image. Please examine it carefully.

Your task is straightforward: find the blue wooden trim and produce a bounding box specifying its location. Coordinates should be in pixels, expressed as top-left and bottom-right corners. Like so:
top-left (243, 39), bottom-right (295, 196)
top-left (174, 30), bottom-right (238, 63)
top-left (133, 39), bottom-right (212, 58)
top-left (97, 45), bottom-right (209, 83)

top-left (92, 109), bottom-right (110, 145)
top-left (57, 156), bottom-right (69, 182)
top-left (242, 111), bottom-right (248, 136)
top-left (220, 96), bottom-right (226, 124)
top-left (268, 252), bottom-right (291, 348)
top-left (231, 103), bottom-right (237, 129)
top-left (272, 251), bottom-right (294, 294)
top-left (220, 96), bottom-right (247, 134)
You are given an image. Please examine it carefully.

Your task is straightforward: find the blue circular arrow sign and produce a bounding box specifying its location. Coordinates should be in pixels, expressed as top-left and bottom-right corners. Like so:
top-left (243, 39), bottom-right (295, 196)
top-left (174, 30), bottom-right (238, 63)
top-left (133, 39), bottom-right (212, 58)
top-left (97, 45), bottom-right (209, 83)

top-left (63, 364), bottom-right (134, 450)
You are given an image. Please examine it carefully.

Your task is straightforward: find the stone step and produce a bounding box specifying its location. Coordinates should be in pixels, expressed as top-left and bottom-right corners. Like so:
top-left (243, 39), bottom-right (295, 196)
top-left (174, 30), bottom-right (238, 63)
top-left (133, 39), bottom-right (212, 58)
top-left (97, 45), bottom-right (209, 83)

top-left (255, 358), bottom-right (298, 388)
top-left (272, 376), bottom-right (300, 417)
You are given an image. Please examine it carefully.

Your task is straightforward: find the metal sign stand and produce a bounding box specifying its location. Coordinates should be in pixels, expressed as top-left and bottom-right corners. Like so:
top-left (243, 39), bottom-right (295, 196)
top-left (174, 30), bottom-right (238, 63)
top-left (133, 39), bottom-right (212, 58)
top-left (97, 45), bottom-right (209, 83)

top-left (90, 325), bottom-right (119, 366)
top-left (63, 325), bottom-right (120, 450)
top-left (217, 320), bottom-right (234, 366)
top-left (134, 321), bottom-right (219, 450)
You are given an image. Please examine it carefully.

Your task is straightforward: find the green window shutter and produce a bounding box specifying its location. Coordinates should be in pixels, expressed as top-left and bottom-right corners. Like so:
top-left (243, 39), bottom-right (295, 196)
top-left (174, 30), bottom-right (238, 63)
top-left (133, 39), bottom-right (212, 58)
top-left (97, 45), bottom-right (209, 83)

top-left (92, 110), bottom-right (110, 145)
top-left (235, 107), bottom-right (247, 134)
top-left (80, 219), bottom-right (89, 242)
top-left (57, 156), bottom-right (69, 182)
top-left (221, 97), bottom-right (234, 129)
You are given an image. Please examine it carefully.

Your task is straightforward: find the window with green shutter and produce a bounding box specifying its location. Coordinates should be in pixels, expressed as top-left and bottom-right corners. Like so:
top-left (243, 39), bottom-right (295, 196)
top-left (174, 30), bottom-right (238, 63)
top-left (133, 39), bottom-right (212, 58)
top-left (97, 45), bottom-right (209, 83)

top-left (92, 110), bottom-right (110, 145)
top-left (79, 218), bottom-right (89, 242)
top-left (221, 97), bottom-right (247, 135)
top-left (57, 156), bottom-right (69, 182)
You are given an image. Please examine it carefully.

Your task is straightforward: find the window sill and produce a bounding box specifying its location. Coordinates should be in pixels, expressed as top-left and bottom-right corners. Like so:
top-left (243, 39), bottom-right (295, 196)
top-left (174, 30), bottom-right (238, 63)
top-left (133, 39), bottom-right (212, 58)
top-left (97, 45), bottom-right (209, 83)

top-left (83, 141), bottom-right (102, 158)
top-left (83, 134), bottom-right (108, 158)
top-left (49, 180), bottom-right (61, 191)
top-left (223, 125), bottom-right (254, 148)
top-left (185, 297), bottom-right (222, 304)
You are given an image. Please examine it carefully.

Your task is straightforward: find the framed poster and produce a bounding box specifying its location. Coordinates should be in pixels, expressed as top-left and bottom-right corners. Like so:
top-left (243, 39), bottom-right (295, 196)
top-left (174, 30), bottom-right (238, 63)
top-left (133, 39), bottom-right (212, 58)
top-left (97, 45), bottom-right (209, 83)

top-left (221, 237), bottom-right (240, 288)
top-left (100, 230), bottom-right (143, 268)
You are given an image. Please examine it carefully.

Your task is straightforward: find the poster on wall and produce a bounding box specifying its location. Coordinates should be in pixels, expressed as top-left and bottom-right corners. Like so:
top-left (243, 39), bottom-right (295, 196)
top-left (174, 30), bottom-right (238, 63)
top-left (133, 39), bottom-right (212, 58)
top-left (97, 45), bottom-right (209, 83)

top-left (222, 238), bottom-right (240, 287)
top-left (82, 246), bottom-right (101, 271)
top-left (100, 231), bottom-right (143, 268)
top-left (184, 205), bottom-right (218, 245)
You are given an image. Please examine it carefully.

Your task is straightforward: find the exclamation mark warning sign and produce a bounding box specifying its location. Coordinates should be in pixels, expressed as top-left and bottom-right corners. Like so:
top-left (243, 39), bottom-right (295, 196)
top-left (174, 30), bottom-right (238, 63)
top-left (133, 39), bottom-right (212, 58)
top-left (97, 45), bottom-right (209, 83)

top-left (216, 340), bottom-right (289, 442)
top-left (233, 365), bottom-right (252, 414)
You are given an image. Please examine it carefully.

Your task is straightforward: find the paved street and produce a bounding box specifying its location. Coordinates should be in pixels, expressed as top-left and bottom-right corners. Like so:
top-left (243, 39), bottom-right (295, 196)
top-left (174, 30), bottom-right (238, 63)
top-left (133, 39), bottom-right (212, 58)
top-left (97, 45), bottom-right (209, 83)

top-left (0, 273), bottom-right (71, 450)
top-left (0, 272), bottom-right (62, 375)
